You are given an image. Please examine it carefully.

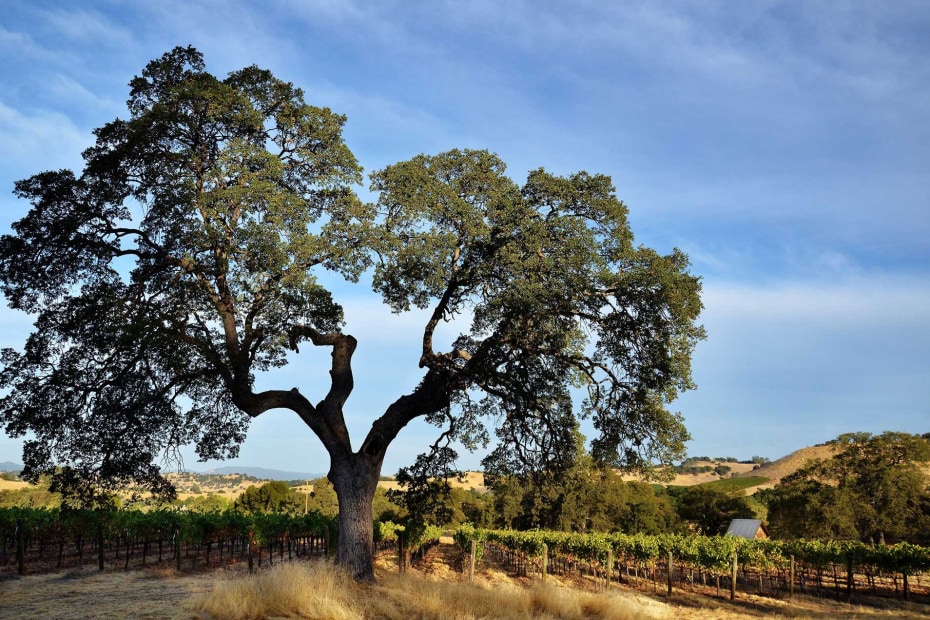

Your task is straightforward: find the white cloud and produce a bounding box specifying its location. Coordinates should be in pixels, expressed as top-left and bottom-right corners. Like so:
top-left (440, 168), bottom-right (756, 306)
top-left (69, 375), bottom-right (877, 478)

top-left (39, 7), bottom-right (136, 48)
top-left (0, 100), bottom-right (90, 178)
top-left (703, 278), bottom-right (930, 326)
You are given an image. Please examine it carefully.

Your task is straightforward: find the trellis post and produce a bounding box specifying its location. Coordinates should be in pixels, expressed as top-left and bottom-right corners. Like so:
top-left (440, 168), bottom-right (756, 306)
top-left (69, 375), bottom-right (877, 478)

top-left (730, 553), bottom-right (738, 600)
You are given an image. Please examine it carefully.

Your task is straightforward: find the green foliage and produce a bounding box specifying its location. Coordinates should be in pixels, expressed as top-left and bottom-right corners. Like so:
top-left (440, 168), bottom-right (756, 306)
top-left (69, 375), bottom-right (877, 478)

top-left (233, 481), bottom-right (303, 515)
top-left (670, 486), bottom-right (756, 535)
top-left (0, 506), bottom-right (335, 552)
top-left (453, 525), bottom-right (930, 577)
top-left (304, 478), bottom-right (339, 517)
top-left (372, 486), bottom-right (404, 522)
top-left (174, 493), bottom-right (230, 513)
top-left (766, 431), bottom-right (930, 543)
top-left (697, 476), bottom-right (769, 493)
top-left (487, 443), bottom-right (682, 535)
top-left (0, 487), bottom-right (61, 509)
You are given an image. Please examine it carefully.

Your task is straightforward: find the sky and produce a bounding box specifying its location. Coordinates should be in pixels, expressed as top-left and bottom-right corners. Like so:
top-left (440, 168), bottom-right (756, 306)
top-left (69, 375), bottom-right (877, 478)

top-left (0, 1), bottom-right (928, 477)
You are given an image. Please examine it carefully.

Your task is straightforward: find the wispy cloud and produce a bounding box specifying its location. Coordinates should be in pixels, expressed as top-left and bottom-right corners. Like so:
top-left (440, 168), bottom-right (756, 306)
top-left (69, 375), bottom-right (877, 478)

top-left (0, 100), bottom-right (89, 178)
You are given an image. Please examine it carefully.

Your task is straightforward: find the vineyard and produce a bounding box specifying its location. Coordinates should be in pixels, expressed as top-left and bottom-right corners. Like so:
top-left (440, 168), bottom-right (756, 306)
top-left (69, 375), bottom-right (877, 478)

top-left (453, 525), bottom-right (930, 602)
top-left (0, 507), bottom-right (335, 575)
top-left (5, 505), bottom-right (930, 607)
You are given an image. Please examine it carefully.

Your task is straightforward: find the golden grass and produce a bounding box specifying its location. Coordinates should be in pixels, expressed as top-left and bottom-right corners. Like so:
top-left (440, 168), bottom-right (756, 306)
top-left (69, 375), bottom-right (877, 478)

top-left (188, 562), bottom-right (362, 620)
top-left (377, 471), bottom-right (487, 493)
top-left (0, 478), bottom-right (30, 491)
top-left (188, 561), bottom-right (667, 620)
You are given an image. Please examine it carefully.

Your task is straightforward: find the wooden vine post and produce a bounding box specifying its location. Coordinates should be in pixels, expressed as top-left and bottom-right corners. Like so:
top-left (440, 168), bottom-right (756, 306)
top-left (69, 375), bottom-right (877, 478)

top-left (398, 530), bottom-right (407, 574)
top-left (667, 551), bottom-right (674, 596)
top-left (247, 529), bottom-right (255, 574)
top-left (789, 555), bottom-right (795, 598)
top-left (468, 540), bottom-right (477, 582)
top-left (175, 524), bottom-right (182, 572)
top-left (846, 557), bottom-right (854, 601)
top-left (98, 521), bottom-right (105, 571)
top-left (605, 549), bottom-right (612, 589)
top-left (730, 553), bottom-right (738, 600)
top-left (15, 518), bottom-right (25, 575)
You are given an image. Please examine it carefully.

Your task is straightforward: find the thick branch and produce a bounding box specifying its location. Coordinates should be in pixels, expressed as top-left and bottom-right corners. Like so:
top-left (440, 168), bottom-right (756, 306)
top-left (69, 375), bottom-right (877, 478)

top-left (360, 368), bottom-right (453, 464)
top-left (420, 273), bottom-right (461, 369)
top-left (286, 325), bottom-right (357, 454)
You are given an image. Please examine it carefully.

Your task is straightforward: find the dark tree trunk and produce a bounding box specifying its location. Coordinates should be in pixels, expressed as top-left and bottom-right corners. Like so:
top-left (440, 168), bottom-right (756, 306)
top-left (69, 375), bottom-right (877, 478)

top-left (330, 452), bottom-right (380, 582)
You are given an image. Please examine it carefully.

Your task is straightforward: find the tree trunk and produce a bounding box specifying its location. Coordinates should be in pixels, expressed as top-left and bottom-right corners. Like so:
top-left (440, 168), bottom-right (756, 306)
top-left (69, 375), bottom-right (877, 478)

top-left (330, 453), bottom-right (380, 582)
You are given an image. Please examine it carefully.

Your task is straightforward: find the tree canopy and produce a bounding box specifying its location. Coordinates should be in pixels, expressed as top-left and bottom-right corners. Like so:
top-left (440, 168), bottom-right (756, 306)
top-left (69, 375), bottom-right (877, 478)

top-left (234, 481), bottom-right (303, 515)
top-left (766, 432), bottom-right (930, 544)
top-left (0, 47), bottom-right (704, 579)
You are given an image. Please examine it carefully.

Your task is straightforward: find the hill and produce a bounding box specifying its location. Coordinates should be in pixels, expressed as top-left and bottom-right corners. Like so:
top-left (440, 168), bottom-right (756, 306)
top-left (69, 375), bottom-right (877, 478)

top-left (0, 461), bottom-right (23, 472)
top-left (620, 445), bottom-right (843, 493)
top-left (377, 471), bottom-right (487, 493)
top-left (731, 444), bottom-right (838, 490)
top-left (204, 465), bottom-right (324, 481)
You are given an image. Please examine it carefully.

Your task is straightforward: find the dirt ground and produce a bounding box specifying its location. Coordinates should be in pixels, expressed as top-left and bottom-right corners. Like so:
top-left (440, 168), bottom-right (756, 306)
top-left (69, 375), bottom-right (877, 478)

top-left (0, 566), bottom-right (215, 619)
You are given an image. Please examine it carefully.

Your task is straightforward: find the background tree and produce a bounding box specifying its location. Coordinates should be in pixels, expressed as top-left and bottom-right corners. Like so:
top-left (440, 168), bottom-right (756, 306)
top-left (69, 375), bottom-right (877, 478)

top-left (0, 47), bottom-right (704, 580)
top-left (670, 485), bottom-right (757, 535)
top-left (766, 431), bottom-right (930, 543)
top-left (486, 440), bottom-right (682, 534)
top-left (305, 477), bottom-right (339, 516)
top-left (176, 493), bottom-right (230, 513)
top-left (233, 481), bottom-right (303, 514)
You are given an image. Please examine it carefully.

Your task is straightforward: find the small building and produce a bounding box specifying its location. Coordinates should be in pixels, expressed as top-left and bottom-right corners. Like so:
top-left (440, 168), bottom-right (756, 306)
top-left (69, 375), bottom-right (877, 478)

top-left (725, 518), bottom-right (770, 540)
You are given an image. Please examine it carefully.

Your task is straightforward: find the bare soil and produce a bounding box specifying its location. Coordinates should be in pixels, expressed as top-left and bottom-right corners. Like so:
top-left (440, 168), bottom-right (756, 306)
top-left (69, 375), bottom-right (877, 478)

top-left (0, 566), bottom-right (214, 619)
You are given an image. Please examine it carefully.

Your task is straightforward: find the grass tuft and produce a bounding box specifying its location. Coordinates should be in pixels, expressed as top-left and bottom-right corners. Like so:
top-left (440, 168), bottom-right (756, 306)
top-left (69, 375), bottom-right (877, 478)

top-left (188, 561), bottom-right (361, 620)
top-left (189, 560), bottom-right (665, 619)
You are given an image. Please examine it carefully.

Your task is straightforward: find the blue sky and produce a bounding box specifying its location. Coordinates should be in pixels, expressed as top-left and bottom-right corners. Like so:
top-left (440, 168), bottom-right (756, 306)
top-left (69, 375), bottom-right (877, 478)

top-left (1, 1), bottom-right (928, 476)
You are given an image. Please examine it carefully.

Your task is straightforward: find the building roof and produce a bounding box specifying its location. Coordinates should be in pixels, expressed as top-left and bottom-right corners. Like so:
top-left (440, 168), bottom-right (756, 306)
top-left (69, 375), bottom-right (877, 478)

top-left (725, 519), bottom-right (769, 539)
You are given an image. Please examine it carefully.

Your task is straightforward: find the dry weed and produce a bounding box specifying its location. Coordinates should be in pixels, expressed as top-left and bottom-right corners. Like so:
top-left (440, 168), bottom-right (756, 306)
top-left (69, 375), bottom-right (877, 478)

top-left (190, 560), bottom-right (667, 620)
top-left (188, 561), bottom-right (361, 620)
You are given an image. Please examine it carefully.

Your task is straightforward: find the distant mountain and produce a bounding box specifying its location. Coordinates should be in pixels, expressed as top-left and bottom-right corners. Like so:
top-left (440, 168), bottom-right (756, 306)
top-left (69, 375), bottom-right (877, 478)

top-left (203, 465), bottom-right (324, 481)
top-left (0, 461), bottom-right (23, 472)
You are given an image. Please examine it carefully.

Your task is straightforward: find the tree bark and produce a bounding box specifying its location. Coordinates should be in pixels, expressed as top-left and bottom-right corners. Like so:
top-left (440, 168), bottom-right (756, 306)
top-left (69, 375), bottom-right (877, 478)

top-left (329, 452), bottom-right (381, 582)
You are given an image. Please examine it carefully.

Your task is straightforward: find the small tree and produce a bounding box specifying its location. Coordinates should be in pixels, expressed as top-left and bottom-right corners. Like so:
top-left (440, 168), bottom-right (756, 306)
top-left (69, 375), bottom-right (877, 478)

top-left (0, 47), bottom-right (704, 580)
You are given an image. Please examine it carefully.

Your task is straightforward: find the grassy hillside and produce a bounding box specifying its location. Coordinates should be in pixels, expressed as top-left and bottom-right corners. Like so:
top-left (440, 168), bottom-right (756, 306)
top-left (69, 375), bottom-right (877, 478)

top-left (732, 444), bottom-right (836, 482)
top-left (691, 476), bottom-right (770, 493)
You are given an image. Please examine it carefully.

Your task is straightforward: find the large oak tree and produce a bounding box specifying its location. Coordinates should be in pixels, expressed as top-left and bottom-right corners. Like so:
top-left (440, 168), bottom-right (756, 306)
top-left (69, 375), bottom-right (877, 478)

top-left (0, 47), bottom-right (704, 580)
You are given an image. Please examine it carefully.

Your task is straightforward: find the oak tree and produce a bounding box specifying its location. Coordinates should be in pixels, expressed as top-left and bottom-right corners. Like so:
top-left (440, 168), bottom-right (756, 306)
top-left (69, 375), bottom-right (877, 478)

top-left (0, 47), bottom-right (704, 580)
top-left (767, 432), bottom-right (930, 543)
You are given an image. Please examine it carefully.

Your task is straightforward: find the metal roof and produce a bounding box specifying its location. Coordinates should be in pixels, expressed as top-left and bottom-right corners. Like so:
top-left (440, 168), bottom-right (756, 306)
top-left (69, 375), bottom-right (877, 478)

top-left (725, 519), bottom-right (768, 539)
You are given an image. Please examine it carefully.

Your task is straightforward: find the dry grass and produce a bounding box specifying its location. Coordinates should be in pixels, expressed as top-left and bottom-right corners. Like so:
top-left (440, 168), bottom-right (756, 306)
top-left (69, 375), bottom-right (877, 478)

top-left (737, 445), bottom-right (837, 485)
top-left (0, 478), bottom-right (30, 491)
top-left (188, 561), bottom-right (667, 620)
top-left (188, 562), bottom-right (362, 620)
top-left (377, 471), bottom-right (487, 493)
